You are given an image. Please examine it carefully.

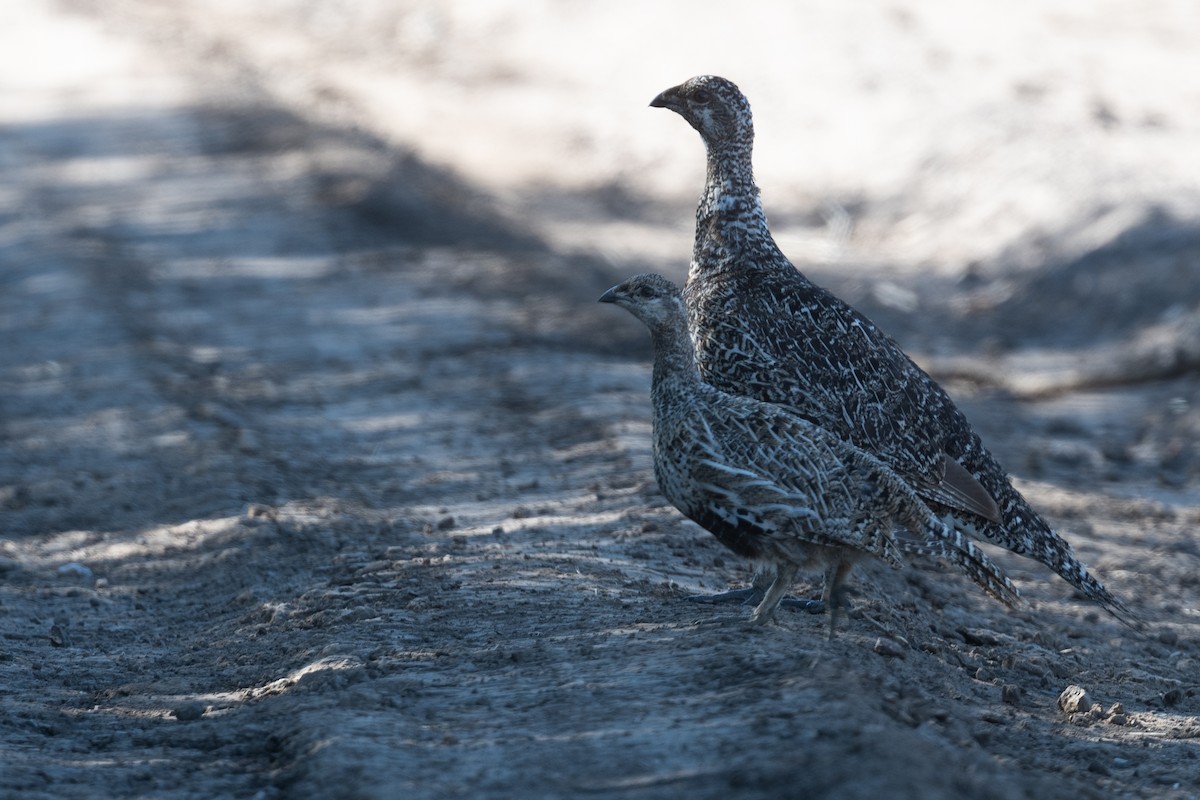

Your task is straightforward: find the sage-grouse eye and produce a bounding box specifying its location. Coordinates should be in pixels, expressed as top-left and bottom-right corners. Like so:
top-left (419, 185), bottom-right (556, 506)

top-left (600, 273), bottom-right (1020, 637)
top-left (650, 74), bottom-right (1132, 624)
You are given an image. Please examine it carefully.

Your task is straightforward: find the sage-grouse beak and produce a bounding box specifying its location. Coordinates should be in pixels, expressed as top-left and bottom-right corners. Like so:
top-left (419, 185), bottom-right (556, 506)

top-left (598, 285), bottom-right (620, 304)
top-left (649, 87), bottom-right (679, 109)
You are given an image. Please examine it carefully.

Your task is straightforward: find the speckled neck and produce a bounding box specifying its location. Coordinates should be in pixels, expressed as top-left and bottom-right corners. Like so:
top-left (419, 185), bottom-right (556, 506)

top-left (647, 308), bottom-right (704, 409)
top-left (693, 139), bottom-right (776, 274)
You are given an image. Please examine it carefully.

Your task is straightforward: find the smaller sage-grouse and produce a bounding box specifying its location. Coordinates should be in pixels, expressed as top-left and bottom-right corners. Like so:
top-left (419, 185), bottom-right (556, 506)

top-left (600, 273), bottom-right (1020, 635)
top-left (650, 74), bottom-right (1132, 624)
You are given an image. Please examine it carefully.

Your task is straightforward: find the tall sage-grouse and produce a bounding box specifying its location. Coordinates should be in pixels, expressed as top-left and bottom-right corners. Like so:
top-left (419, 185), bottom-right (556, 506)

top-left (600, 273), bottom-right (1020, 636)
top-left (650, 74), bottom-right (1131, 623)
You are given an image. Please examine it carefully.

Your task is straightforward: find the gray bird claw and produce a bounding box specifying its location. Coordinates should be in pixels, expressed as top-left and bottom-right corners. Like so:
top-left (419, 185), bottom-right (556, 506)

top-left (780, 597), bottom-right (826, 614)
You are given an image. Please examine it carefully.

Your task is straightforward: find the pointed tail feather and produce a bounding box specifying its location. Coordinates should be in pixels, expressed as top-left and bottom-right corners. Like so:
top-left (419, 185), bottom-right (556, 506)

top-left (900, 516), bottom-right (1022, 608)
top-left (945, 512), bottom-right (1142, 629)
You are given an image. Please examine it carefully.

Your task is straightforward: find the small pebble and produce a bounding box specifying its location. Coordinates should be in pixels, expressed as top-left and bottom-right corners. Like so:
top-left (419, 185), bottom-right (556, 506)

top-left (1058, 685), bottom-right (1092, 715)
top-left (245, 503), bottom-right (273, 519)
top-left (57, 562), bottom-right (94, 583)
top-left (48, 623), bottom-right (70, 648)
top-left (172, 701), bottom-right (207, 721)
top-left (959, 627), bottom-right (1000, 646)
top-left (873, 637), bottom-right (906, 659)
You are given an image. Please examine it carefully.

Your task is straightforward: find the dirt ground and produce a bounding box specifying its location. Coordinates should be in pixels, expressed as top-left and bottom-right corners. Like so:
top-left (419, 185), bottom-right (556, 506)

top-left (3, 1), bottom-right (1200, 798)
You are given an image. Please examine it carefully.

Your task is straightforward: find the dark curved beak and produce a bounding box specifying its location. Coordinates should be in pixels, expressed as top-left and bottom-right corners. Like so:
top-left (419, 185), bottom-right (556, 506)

top-left (649, 86), bottom-right (680, 109)
top-left (598, 286), bottom-right (619, 304)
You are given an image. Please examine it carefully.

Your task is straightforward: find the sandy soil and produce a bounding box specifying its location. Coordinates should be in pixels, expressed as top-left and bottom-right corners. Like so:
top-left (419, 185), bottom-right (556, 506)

top-left (3, 1), bottom-right (1200, 798)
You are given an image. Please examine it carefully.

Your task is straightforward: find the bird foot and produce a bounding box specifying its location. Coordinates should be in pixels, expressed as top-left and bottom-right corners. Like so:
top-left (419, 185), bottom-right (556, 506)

top-left (780, 596), bottom-right (826, 613)
top-left (686, 587), bottom-right (824, 613)
top-left (685, 586), bottom-right (761, 605)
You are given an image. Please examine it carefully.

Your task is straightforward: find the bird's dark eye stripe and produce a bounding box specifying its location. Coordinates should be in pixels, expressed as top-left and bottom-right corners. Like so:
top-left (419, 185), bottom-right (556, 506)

top-left (692, 89), bottom-right (712, 103)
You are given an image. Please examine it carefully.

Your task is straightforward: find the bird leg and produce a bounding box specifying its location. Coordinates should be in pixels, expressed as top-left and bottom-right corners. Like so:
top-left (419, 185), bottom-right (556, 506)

top-left (822, 561), bottom-right (856, 639)
top-left (750, 562), bottom-right (800, 624)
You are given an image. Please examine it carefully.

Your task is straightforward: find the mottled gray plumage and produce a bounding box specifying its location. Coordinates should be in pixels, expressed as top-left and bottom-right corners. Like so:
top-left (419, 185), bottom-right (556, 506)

top-left (650, 75), bottom-right (1132, 623)
top-left (600, 273), bottom-right (1020, 634)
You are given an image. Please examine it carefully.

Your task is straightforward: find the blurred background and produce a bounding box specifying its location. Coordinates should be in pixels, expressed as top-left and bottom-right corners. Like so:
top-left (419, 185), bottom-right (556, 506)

top-left (78, 0), bottom-right (1200, 352)
top-left (125, 0), bottom-right (1200, 469)
top-left (8, 2), bottom-right (1200, 319)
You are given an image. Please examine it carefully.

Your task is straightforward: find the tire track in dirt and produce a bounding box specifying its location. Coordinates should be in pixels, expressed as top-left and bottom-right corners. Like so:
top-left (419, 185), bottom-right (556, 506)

top-left (0, 4), bottom-right (645, 797)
